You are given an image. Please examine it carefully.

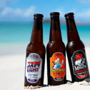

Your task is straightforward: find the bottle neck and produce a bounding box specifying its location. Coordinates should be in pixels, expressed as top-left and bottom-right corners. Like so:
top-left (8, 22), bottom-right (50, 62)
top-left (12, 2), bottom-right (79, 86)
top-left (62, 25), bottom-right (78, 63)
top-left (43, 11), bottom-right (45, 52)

top-left (66, 17), bottom-right (80, 42)
top-left (30, 18), bottom-right (43, 43)
top-left (49, 18), bottom-right (62, 42)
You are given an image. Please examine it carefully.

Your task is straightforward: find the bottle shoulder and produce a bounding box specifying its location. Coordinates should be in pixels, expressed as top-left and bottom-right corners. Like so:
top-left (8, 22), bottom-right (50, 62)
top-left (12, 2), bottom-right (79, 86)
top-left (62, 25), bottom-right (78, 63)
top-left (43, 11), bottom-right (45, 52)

top-left (47, 41), bottom-right (65, 52)
top-left (26, 42), bottom-right (45, 52)
top-left (67, 40), bottom-right (85, 51)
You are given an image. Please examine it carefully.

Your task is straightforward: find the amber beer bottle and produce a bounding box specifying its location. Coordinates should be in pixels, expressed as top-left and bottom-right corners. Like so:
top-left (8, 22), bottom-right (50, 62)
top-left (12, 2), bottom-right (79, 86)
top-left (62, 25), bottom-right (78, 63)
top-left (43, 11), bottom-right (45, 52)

top-left (65, 13), bottom-right (89, 82)
top-left (47, 12), bottom-right (66, 85)
top-left (24, 14), bottom-right (45, 86)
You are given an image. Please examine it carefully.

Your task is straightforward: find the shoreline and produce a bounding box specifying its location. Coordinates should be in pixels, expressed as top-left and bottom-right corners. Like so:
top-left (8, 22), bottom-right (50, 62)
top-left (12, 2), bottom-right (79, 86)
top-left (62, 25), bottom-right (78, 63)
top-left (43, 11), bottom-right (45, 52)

top-left (0, 42), bottom-right (90, 56)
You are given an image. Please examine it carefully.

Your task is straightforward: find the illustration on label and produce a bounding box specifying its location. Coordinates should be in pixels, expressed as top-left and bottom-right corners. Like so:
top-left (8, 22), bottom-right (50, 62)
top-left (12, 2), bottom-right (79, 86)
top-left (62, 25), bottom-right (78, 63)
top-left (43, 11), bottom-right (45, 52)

top-left (71, 50), bottom-right (88, 79)
top-left (50, 52), bottom-right (66, 81)
top-left (25, 53), bottom-right (42, 83)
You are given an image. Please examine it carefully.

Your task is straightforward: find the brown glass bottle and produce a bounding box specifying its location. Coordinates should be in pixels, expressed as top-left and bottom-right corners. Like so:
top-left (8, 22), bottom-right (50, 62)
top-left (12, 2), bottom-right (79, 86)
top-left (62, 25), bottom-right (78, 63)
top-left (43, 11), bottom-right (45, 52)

top-left (47, 12), bottom-right (66, 85)
top-left (65, 12), bottom-right (89, 82)
top-left (24, 14), bottom-right (45, 86)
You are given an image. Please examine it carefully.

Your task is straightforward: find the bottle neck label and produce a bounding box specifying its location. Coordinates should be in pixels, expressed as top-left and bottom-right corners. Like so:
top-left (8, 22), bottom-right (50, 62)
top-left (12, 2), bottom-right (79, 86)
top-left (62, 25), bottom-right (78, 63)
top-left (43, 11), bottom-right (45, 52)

top-left (25, 53), bottom-right (42, 83)
top-left (71, 50), bottom-right (88, 79)
top-left (50, 52), bottom-right (66, 81)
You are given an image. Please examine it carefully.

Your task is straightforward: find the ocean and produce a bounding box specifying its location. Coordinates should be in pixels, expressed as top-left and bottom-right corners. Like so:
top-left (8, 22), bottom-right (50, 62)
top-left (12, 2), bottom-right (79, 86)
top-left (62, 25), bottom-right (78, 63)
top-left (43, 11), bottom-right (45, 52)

top-left (0, 22), bottom-right (90, 56)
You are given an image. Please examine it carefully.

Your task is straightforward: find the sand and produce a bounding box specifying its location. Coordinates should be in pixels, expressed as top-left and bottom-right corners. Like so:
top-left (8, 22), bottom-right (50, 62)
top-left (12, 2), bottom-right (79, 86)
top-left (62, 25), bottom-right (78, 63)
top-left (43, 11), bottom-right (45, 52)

top-left (0, 47), bottom-right (90, 90)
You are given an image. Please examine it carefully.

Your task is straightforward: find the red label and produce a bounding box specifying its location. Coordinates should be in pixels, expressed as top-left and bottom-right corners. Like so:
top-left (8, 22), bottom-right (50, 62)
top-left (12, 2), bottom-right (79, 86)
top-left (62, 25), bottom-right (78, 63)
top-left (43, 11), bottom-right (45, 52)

top-left (78, 74), bottom-right (87, 78)
top-left (50, 52), bottom-right (66, 81)
top-left (75, 68), bottom-right (87, 73)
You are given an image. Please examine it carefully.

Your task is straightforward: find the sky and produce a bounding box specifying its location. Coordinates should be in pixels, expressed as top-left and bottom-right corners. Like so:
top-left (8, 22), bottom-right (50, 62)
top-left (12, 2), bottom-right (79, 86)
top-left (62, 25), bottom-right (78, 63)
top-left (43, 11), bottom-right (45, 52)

top-left (0, 0), bottom-right (90, 22)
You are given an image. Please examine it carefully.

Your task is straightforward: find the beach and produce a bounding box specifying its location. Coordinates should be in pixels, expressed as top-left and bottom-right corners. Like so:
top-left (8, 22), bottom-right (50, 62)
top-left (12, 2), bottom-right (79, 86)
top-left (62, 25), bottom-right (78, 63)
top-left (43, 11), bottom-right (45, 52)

top-left (0, 22), bottom-right (90, 90)
top-left (0, 47), bottom-right (90, 90)
top-left (0, 0), bottom-right (90, 89)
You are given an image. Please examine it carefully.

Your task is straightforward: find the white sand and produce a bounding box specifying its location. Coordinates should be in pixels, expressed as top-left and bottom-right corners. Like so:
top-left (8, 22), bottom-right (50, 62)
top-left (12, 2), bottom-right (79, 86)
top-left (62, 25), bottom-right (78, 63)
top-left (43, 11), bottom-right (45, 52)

top-left (0, 47), bottom-right (90, 90)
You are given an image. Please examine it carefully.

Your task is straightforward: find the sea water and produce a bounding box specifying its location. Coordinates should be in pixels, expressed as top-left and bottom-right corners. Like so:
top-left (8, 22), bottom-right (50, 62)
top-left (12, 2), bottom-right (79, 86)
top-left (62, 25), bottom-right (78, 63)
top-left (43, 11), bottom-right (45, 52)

top-left (0, 22), bottom-right (90, 55)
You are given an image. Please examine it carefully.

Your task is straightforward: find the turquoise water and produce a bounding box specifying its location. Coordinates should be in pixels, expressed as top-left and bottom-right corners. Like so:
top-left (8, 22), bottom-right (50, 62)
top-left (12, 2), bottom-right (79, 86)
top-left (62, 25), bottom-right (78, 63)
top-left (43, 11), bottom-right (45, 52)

top-left (0, 22), bottom-right (90, 56)
top-left (0, 22), bottom-right (90, 45)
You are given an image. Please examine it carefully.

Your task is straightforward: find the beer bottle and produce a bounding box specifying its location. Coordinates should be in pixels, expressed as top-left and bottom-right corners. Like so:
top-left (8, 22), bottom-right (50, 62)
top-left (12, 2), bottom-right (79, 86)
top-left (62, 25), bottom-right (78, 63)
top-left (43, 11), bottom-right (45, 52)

top-left (65, 12), bottom-right (89, 82)
top-left (24, 14), bottom-right (45, 86)
top-left (47, 12), bottom-right (66, 85)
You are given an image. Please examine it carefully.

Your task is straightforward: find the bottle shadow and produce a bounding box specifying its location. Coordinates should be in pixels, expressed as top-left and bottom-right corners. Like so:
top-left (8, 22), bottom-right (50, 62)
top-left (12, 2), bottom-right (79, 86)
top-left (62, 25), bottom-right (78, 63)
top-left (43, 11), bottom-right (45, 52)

top-left (84, 78), bottom-right (90, 82)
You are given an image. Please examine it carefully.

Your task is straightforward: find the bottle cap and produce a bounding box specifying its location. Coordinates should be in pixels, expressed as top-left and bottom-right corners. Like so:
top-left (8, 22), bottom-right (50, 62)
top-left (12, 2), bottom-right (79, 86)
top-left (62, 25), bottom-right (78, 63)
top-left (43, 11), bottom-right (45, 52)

top-left (34, 14), bottom-right (43, 19)
top-left (50, 12), bottom-right (60, 16)
top-left (65, 12), bottom-right (74, 18)
top-left (50, 12), bottom-right (60, 18)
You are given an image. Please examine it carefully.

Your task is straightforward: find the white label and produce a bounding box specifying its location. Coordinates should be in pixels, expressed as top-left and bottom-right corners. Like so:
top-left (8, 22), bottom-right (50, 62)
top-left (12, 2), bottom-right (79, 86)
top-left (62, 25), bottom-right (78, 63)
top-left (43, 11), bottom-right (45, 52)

top-left (25, 53), bottom-right (42, 83)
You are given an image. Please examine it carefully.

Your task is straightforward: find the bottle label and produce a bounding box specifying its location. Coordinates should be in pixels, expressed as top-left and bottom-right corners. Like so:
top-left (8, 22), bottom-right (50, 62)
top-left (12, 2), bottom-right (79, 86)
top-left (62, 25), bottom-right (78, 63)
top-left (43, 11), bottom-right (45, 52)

top-left (25, 53), bottom-right (42, 83)
top-left (71, 50), bottom-right (88, 79)
top-left (50, 52), bottom-right (66, 81)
